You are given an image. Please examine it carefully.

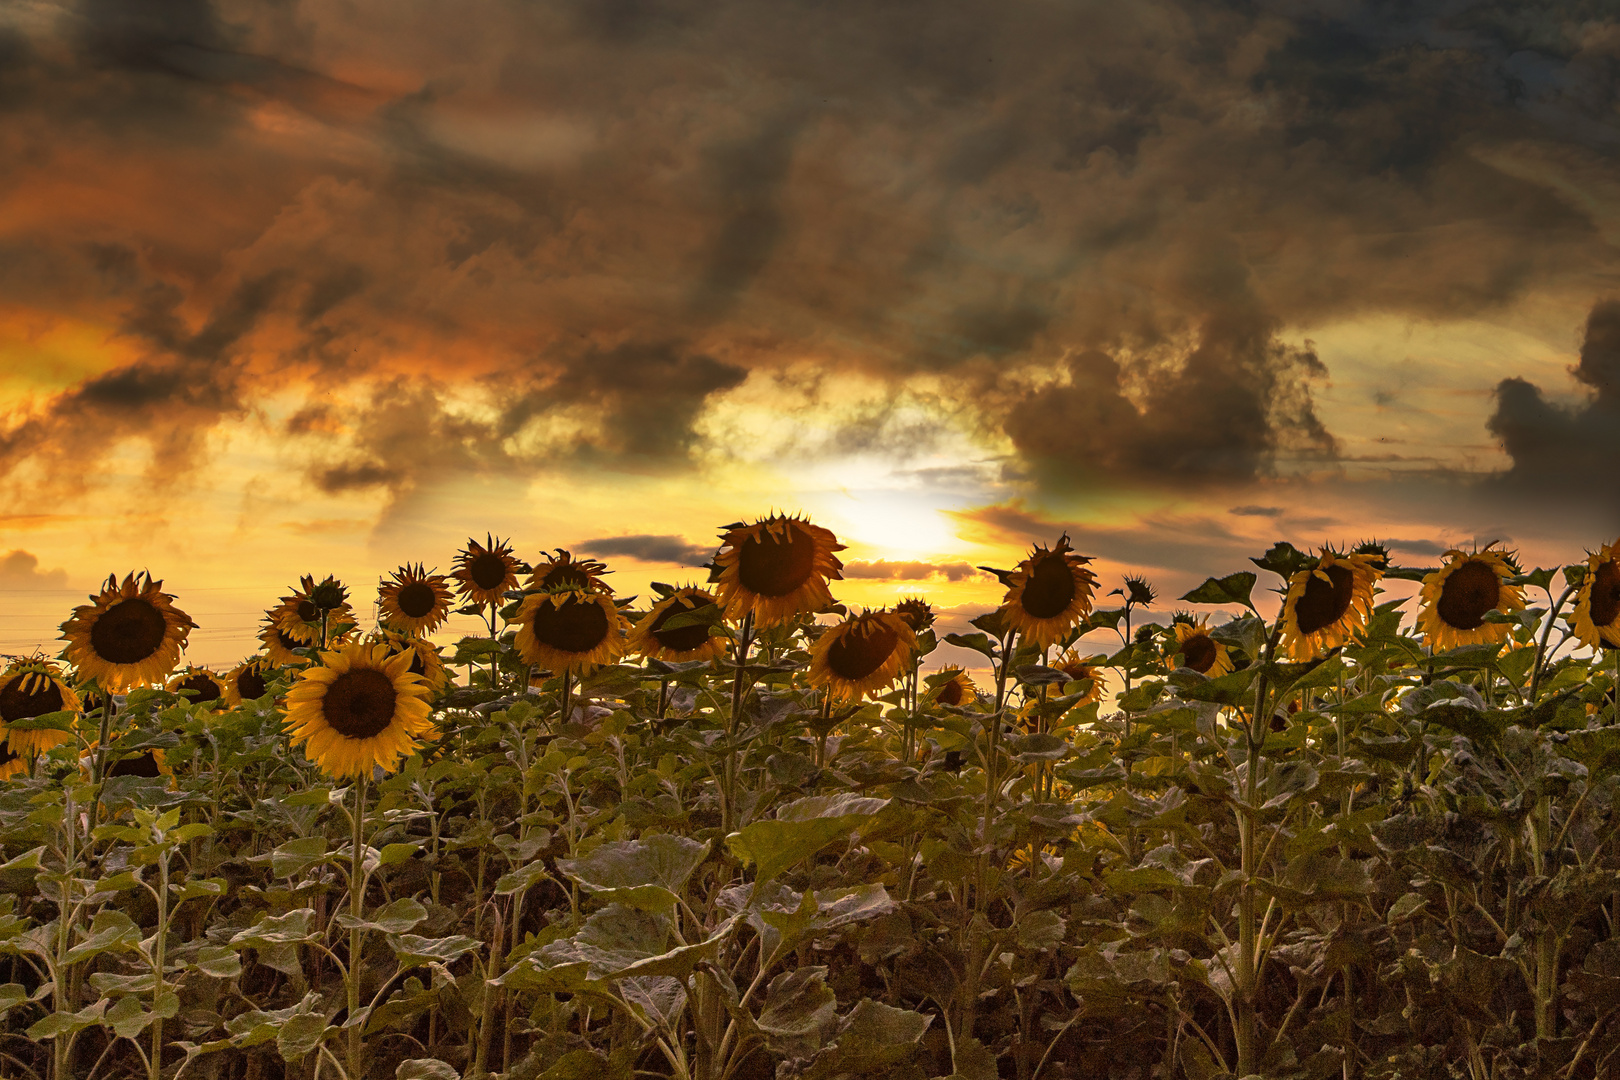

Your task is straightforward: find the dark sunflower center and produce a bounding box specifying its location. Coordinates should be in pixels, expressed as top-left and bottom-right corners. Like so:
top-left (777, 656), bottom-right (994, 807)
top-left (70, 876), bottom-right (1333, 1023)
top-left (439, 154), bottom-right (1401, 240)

top-left (322, 668), bottom-right (399, 739)
top-left (1294, 564), bottom-right (1356, 635)
top-left (1437, 560), bottom-right (1501, 631)
top-left (310, 582), bottom-right (346, 610)
top-left (108, 751), bottom-right (161, 778)
top-left (0, 674), bottom-right (63, 722)
top-left (408, 652), bottom-right (427, 678)
top-left (236, 669), bottom-right (267, 700)
top-left (650, 597), bottom-right (715, 652)
top-left (737, 526), bottom-right (816, 598)
top-left (543, 566), bottom-right (593, 591)
top-left (1058, 662), bottom-right (1088, 680)
top-left (1591, 559), bottom-right (1620, 628)
top-left (827, 622), bottom-right (899, 682)
top-left (0, 740), bottom-right (16, 766)
top-left (1181, 635), bottom-right (1218, 674)
top-left (397, 582), bottom-right (438, 619)
top-left (277, 629), bottom-right (306, 651)
top-left (176, 673), bottom-right (221, 705)
top-left (938, 680), bottom-right (966, 707)
top-left (531, 595), bottom-right (610, 654)
top-left (1020, 554), bottom-right (1076, 620)
top-left (297, 600), bottom-right (319, 622)
top-left (90, 598), bottom-right (168, 664)
top-left (470, 552), bottom-right (508, 591)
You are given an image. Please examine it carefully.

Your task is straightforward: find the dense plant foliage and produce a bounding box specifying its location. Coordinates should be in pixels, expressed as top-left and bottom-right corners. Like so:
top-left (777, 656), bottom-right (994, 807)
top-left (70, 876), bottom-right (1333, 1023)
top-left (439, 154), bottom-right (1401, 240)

top-left (4, 528), bottom-right (1620, 1080)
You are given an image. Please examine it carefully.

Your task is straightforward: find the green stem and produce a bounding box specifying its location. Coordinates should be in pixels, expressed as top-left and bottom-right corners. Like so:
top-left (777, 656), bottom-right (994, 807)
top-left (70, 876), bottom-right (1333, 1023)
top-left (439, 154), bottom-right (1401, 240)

top-left (151, 848), bottom-right (169, 1080)
top-left (348, 777), bottom-right (367, 1079)
top-left (1528, 583), bottom-right (1578, 702)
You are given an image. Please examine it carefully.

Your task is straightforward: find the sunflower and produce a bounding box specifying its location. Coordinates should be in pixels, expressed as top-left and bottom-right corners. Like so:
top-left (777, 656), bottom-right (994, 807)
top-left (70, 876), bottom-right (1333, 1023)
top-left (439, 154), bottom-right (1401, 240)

top-left (284, 641), bottom-right (435, 780)
top-left (167, 667), bottom-right (226, 710)
top-left (452, 535), bottom-right (523, 607)
top-left (626, 587), bottom-right (727, 663)
top-left (928, 667), bottom-right (978, 708)
top-left (0, 738), bottom-right (25, 781)
top-left (1418, 546), bottom-right (1526, 651)
top-left (712, 514), bottom-right (844, 627)
top-left (60, 572), bottom-right (196, 692)
top-left (259, 619), bottom-right (314, 667)
top-left (514, 589), bottom-right (629, 676)
top-left (894, 597), bottom-right (935, 633)
top-left (987, 535), bottom-right (1097, 650)
top-left (222, 658), bottom-right (272, 708)
top-left (1573, 539), bottom-right (1620, 650)
top-left (272, 576), bottom-right (356, 646)
top-left (1278, 550), bottom-right (1381, 662)
top-left (90, 742), bottom-right (171, 779)
top-left (808, 609), bottom-right (917, 704)
top-left (529, 550), bottom-right (611, 594)
top-left (1053, 648), bottom-right (1107, 707)
top-left (372, 628), bottom-right (450, 697)
top-left (1169, 617), bottom-right (1235, 676)
top-left (0, 660), bottom-right (80, 756)
top-left (378, 563), bottom-right (454, 635)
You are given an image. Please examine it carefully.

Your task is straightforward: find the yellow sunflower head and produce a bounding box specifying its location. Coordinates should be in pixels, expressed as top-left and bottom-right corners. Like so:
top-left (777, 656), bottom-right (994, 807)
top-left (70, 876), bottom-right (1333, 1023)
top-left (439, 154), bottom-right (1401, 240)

top-left (894, 597), bottom-right (935, 632)
top-left (166, 667), bottom-right (226, 711)
top-left (0, 737), bottom-right (26, 781)
top-left (284, 641), bottom-right (435, 780)
top-left (378, 563), bottom-right (454, 636)
top-left (928, 667), bottom-right (978, 708)
top-left (1278, 550), bottom-right (1381, 662)
top-left (807, 609), bottom-right (917, 704)
top-left (0, 660), bottom-right (80, 756)
top-left (272, 575), bottom-right (357, 645)
top-left (452, 534), bottom-right (523, 607)
top-left (1169, 617), bottom-right (1235, 676)
top-left (626, 587), bottom-right (727, 664)
top-left (1053, 648), bottom-right (1107, 706)
top-left (712, 514), bottom-right (845, 627)
top-left (529, 550), bottom-right (611, 595)
top-left (370, 628), bottom-right (451, 698)
top-left (259, 618), bottom-right (315, 667)
top-left (1573, 539), bottom-right (1620, 650)
top-left (513, 589), bottom-right (629, 676)
top-left (1417, 545), bottom-right (1526, 651)
top-left (990, 534), bottom-right (1097, 650)
top-left (59, 572), bottom-right (196, 692)
top-left (222, 658), bottom-right (273, 708)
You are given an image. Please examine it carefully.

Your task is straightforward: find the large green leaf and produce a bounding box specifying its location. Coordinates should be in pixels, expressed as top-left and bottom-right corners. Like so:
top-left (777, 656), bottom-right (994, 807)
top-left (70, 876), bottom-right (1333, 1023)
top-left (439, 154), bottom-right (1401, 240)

top-left (555, 835), bottom-right (710, 914)
top-left (1180, 572), bottom-right (1257, 609)
top-left (727, 794), bottom-right (889, 886)
top-left (336, 897), bottom-right (428, 935)
top-left (65, 909), bottom-right (141, 965)
top-left (230, 908), bottom-right (319, 949)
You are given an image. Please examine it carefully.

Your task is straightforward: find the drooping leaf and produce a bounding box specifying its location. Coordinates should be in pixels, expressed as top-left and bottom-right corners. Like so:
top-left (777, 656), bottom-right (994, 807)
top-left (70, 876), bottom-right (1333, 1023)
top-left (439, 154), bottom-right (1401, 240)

top-left (1180, 572), bottom-right (1257, 609)
top-left (555, 835), bottom-right (710, 914)
top-left (727, 795), bottom-right (889, 886)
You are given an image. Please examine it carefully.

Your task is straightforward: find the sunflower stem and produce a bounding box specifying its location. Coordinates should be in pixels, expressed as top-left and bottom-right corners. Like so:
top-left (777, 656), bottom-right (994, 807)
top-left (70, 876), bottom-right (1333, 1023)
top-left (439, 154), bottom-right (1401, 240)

top-left (348, 775), bottom-right (367, 1080)
top-left (723, 613), bottom-right (754, 835)
top-left (560, 670), bottom-right (573, 728)
top-left (1528, 582), bottom-right (1578, 702)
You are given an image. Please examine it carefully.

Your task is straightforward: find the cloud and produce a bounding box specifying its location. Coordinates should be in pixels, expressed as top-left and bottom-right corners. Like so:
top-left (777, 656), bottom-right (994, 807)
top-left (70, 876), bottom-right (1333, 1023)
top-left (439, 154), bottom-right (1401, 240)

top-left (1229, 506), bottom-right (1282, 517)
top-left (842, 559), bottom-right (980, 582)
top-left (0, 550), bottom-right (68, 591)
top-left (577, 534), bottom-right (715, 566)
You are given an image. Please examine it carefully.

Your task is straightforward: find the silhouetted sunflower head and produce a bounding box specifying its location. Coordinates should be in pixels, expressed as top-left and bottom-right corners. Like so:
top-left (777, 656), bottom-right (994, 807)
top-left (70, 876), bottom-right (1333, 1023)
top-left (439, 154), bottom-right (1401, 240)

top-left (1573, 539), bottom-right (1620, 650)
top-left (452, 534), bottom-right (523, 607)
top-left (529, 550), bottom-right (611, 595)
top-left (1170, 618), bottom-right (1234, 676)
top-left (894, 597), bottom-right (935, 632)
top-left (0, 660), bottom-right (79, 756)
top-left (808, 609), bottom-right (917, 704)
top-left (371, 628), bottom-right (450, 698)
top-left (989, 534), bottom-right (1096, 649)
top-left (222, 658), bottom-right (273, 708)
top-left (166, 667), bottom-right (226, 711)
top-left (1279, 549), bottom-right (1382, 662)
top-left (928, 667), bottom-right (978, 708)
top-left (712, 514), bottom-right (845, 627)
top-left (514, 589), bottom-right (629, 676)
top-left (272, 575), bottom-right (356, 645)
top-left (60, 572), bottom-right (196, 692)
top-left (627, 587), bottom-right (726, 663)
top-left (284, 641), bottom-right (434, 780)
top-left (259, 616), bottom-right (315, 667)
top-left (1417, 546), bottom-right (1525, 651)
top-left (378, 563), bottom-right (454, 635)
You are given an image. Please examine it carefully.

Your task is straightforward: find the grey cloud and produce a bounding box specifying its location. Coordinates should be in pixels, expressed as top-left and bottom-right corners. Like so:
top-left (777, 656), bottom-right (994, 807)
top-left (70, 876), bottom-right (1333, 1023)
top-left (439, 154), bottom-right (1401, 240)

top-left (0, 550), bottom-right (68, 591)
top-left (1229, 506), bottom-right (1283, 517)
top-left (843, 560), bottom-right (980, 582)
top-left (577, 535), bottom-right (715, 566)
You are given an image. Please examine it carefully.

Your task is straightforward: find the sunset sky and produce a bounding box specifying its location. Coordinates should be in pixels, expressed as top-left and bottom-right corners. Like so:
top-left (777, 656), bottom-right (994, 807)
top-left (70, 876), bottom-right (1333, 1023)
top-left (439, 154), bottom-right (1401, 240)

top-left (2, 0), bottom-right (1619, 667)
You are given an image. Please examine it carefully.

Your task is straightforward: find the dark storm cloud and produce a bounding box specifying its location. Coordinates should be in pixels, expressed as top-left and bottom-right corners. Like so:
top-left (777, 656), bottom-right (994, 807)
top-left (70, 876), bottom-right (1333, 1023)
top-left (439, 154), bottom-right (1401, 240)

top-left (1, 0), bottom-right (1617, 506)
top-left (1486, 299), bottom-right (1620, 501)
top-left (577, 535), bottom-right (715, 566)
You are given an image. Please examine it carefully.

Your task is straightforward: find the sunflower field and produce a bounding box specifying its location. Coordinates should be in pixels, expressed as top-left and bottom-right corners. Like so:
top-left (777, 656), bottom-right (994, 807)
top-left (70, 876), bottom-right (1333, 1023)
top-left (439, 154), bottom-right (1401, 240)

top-left (7, 518), bottom-right (1620, 1080)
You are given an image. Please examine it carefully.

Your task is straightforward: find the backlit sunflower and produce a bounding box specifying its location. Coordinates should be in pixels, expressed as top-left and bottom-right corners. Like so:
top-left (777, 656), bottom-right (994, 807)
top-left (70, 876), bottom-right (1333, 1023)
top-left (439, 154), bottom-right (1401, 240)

top-left (259, 618), bottom-right (313, 667)
top-left (167, 667), bottom-right (226, 711)
top-left (452, 535), bottom-right (523, 607)
top-left (0, 738), bottom-right (25, 781)
top-left (1278, 550), bottom-right (1381, 662)
top-left (986, 535), bottom-right (1097, 650)
top-left (1053, 648), bottom-right (1107, 707)
top-left (0, 660), bottom-right (80, 756)
top-left (222, 658), bottom-right (272, 708)
top-left (1169, 616), bottom-right (1235, 676)
top-left (92, 743), bottom-right (171, 780)
top-left (272, 575), bottom-right (356, 646)
top-left (928, 668), bottom-right (978, 708)
top-left (808, 609), bottom-right (917, 704)
top-left (627, 587), bottom-right (727, 663)
top-left (372, 628), bottom-right (450, 697)
top-left (514, 589), bottom-right (628, 676)
top-left (712, 514), bottom-right (844, 627)
top-left (529, 550), bottom-right (611, 594)
top-left (894, 598), bottom-right (935, 633)
top-left (60, 573), bottom-right (196, 692)
top-left (1417, 546), bottom-right (1526, 651)
top-left (378, 563), bottom-right (454, 635)
top-left (284, 641), bottom-right (434, 780)
top-left (1573, 539), bottom-right (1620, 649)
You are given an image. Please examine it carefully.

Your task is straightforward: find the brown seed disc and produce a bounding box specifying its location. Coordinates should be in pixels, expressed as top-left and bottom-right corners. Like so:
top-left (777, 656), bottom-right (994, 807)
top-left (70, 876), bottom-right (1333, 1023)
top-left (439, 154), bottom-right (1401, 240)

top-left (175, 673), bottom-right (221, 705)
top-left (651, 597), bottom-right (715, 653)
top-left (398, 581), bottom-right (439, 619)
top-left (1020, 554), bottom-right (1076, 620)
top-left (108, 751), bottom-right (161, 778)
top-left (297, 600), bottom-right (320, 622)
top-left (1591, 559), bottom-right (1620, 628)
top-left (321, 668), bottom-right (400, 739)
top-left (235, 669), bottom-right (268, 700)
top-left (470, 552), bottom-right (508, 591)
top-left (937, 680), bottom-right (966, 707)
top-left (0, 674), bottom-right (63, 722)
top-left (1294, 564), bottom-right (1356, 635)
top-left (541, 565), bottom-right (593, 591)
top-left (827, 622), bottom-right (898, 682)
top-left (90, 598), bottom-right (168, 664)
top-left (1181, 634), bottom-right (1219, 673)
top-left (1437, 560), bottom-right (1501, 631)
top-left (531, 596), bottom-right (610, 654)
top-left (277, 629), bottom-right (307, 652)
top-left (737, 525), bottom-right (816, 598)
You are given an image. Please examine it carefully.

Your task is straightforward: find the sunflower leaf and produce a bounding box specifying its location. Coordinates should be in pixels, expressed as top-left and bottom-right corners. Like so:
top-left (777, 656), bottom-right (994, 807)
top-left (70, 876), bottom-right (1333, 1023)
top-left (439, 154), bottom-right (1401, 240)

top-left (1251, 542), bottom-right (1314, 580)
top-left (1180, 573), bottom-right (1257, 610)
top-left (5, 709), bottom-right (76, 732)
top-left (336, 897), bottom-right (428, 935)
top-left (556, 835), bottom-right (711, 914)
top-left (944, 633), bottom-right (997, 660)
top-left (728, 795), bottom-right (889, 886)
